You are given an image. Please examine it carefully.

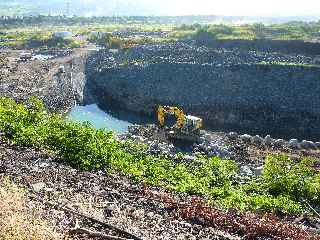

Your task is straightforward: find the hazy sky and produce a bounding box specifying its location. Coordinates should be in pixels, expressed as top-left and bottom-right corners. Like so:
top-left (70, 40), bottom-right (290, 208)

top-left (78, 0), bottom-right (320, 16)
top-left (147, 0), bottom-right (319, 16)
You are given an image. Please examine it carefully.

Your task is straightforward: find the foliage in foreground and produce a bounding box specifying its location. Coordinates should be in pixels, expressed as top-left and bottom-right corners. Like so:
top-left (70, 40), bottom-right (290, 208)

top-left (0, 97), bottom-right (319, 215)
top-left (143, 187), bottom-right (319, 240)
top-left (0, 177), bottom-right (58, 240)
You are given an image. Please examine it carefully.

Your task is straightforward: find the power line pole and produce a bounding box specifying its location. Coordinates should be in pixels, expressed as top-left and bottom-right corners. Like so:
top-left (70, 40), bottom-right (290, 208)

top-left (66, 1), bottom-right (71, 16)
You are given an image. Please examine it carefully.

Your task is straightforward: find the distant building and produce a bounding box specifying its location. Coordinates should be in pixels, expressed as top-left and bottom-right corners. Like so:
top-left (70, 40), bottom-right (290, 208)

top-left (90, 31), bottom-right (107, 38)
top-left (53, 31), bottom-right (73, 39)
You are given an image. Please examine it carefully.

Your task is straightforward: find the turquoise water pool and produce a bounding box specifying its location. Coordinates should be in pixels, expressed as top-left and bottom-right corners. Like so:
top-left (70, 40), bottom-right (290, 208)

top-left (67, 104), bottom-right (133, 134)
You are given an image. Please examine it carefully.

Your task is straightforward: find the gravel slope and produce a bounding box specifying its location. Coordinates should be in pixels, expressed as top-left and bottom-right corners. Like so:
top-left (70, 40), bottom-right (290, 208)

top-left (0, 137), bottom-right (236, 239)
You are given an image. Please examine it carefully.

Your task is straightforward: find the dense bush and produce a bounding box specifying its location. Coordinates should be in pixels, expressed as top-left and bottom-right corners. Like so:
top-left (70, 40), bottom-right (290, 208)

top-left (0, 31), bottom-right (82, 49)
top-left (0, 97), bottom-right (319, 215)
top-left (262, 155), bottom-right (320, 204)
top-left (26, 34), bottom-right (81, 49)
top-left (192, 27), bottom-right (217, 43)
top-left (87, 33), bottom-right (112, 47)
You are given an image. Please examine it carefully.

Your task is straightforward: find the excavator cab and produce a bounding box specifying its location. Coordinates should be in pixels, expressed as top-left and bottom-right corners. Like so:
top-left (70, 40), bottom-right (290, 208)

top-left (157, 105), bottom-right (203, 142)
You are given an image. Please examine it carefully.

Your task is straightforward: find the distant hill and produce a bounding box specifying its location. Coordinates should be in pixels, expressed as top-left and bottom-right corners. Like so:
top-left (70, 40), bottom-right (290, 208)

top-left (0, 0), bottom-right (156, 16)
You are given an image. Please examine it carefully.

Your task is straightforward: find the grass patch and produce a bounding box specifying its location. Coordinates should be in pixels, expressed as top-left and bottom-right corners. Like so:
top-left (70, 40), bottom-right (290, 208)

top-left (0, 30), bottom-right (83, 49)
top-left (172, 22), bottom-right (320, 41)
top-left (0, 97), bottom-right (319, 215)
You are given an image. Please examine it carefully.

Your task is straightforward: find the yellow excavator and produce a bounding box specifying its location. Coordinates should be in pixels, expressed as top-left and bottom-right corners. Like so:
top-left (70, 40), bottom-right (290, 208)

top-left (157, 105), bottom-right (203, 142)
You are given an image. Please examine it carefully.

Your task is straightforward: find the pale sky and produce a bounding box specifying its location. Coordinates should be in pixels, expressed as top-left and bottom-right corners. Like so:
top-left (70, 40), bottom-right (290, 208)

top-left (78, 0), bottom-right (320, 17)
top-left (148, 0), bottom-right (320, 16)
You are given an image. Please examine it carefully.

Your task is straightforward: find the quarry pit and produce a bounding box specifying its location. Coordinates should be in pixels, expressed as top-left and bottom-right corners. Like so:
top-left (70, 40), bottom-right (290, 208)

top-left (1, 40), bottom-right (320, 142)
top-left (82, 41), bottom-right (320, 141)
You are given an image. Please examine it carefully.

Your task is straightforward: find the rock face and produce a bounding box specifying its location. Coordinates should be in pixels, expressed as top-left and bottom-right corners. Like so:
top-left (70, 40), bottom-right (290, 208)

top-left (84, 42), bottom-right (320, 140)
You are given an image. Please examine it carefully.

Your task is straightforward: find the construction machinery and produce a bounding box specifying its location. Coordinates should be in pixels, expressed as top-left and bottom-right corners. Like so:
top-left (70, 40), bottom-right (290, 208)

top-left (157, 105), bottom-right (203, 142)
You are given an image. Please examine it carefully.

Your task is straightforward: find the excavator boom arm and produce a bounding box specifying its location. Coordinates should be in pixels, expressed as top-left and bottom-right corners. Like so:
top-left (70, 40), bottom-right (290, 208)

top-left (157, 106), bottom-right (185, 129)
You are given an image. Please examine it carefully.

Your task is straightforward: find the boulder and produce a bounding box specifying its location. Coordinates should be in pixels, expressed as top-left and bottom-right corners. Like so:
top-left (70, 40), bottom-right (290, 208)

top-left (240, 166), bottom-right (253, 176)
top-left (183, 155), bottom-right (197, 162)
top-left (58, 65), bottom-right (65, 73)
top-left (264, 135), bottom-right (273, 146)
top-left (251, 135), bottom-right (263, 145)
top-left (252, 166), bottom-right (263, 176)
top-left (274, 139), bottom-right (286, 148)
top-left (227, 132), bottom-right (238, 140)
top-left (208, 151), bottom-right (218, 158)
top-left (31, 182), bottom-right (46, 193)
top-left (149, 142), bottom-right (159, 151)
top-left (240, 134), bottom-right (252, 143)
top-left (300, 140), bottom-right (316, 149)
top-left (289, 139), bottom-right (299, 149)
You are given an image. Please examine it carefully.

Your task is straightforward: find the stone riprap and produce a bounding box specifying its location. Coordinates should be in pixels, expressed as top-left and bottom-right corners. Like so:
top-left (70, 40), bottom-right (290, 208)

top-left (84, 42), bottom-right (320, 140)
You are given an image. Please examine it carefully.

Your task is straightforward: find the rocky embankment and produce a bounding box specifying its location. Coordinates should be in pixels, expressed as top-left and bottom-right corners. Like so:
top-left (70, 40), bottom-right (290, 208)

top-left (119, 124), bottom-right (320, 178)
top-left (84, 42), bottom-right (320, 140)
top-left (0, 49), bottom-right (90, 112)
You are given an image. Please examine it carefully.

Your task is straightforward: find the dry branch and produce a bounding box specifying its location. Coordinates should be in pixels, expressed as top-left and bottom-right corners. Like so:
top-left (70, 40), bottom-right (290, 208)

top-left (28, 191), bottom-right (142, 240)
top-left (68, 227), bottom-right (133, 240)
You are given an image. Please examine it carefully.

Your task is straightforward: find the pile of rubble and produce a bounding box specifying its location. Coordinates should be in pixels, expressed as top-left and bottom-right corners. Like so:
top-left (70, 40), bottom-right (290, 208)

top-left (118, 124), bottom-right (320, 179)
top-left (118, 125), bottom-right (233, 163)
top-left (232, 132), bottom-right (320, 150)
top-left (89, 42), bottom-right (316, 70)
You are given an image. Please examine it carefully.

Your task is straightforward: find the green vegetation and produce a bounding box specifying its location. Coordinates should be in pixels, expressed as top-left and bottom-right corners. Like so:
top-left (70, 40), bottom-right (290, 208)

top-left (88, 34), bottom-right (165, 49)
top-left (0, 23), bottom-right (171, 48)
top-left (27, 34), bottom-right (82, 49)
top-left (1, 16), bottom-right (320, 49)
top-left (0, 30), bottom-right (83, 48)
top-left (171, 21), bottom-right (320, 41)
top-left (0, 97), bottom-right (319, 215)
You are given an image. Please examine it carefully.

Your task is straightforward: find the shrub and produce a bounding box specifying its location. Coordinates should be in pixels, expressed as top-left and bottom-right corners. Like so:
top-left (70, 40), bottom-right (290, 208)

top-left (25, 34), bottom-right (82, 49)
top-left (193, 28), bottom-right (217, 44)
top-left (263, 155), bottom-right (320, 204)
top-left (88, 33), bottom-right (111, 46)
